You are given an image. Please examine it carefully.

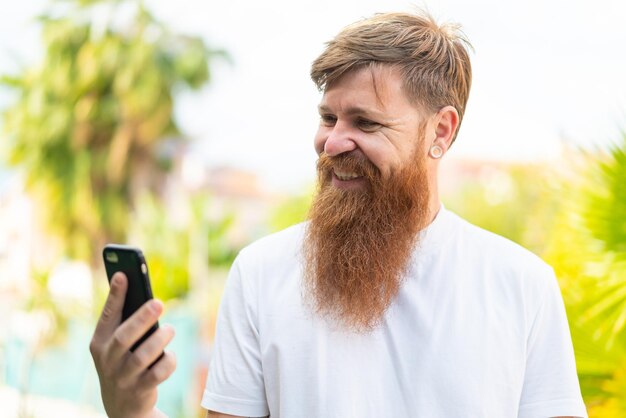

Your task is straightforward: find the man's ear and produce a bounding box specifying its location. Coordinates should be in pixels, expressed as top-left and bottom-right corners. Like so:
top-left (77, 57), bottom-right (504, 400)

top-left (432, 105), bottom-right (459, 153)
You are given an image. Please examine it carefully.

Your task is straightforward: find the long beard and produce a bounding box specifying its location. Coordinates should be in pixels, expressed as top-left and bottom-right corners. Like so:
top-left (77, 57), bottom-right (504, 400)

top-left (303, 146), bottom-right (431, 332)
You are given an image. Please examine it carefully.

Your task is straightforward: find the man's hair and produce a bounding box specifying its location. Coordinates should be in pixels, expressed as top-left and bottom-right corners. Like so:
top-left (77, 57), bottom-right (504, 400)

top-left (311, 11), bottom-right (472, 143)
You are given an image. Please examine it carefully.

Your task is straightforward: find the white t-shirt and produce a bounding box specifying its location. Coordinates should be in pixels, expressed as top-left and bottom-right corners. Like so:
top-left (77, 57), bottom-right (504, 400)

top-left (201, 207), bottom-right (587, 418)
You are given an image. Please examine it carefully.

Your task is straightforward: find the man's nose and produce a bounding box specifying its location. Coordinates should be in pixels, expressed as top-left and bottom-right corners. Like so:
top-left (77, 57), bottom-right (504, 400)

top-left (324, 122), bottom-right (357, 157)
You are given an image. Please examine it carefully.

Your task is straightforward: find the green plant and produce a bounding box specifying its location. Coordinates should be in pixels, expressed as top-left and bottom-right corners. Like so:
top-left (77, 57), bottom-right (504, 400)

top-left (543, 137), bottom-right (626, 416)
top-left (268, 189), bottom-right (314, 233)
top-left (1, 0), bottom-right (221, 266)
top-left (443, 163), bottom-right (560, 255)
top-left (127, 192), bottom-right (239, 301)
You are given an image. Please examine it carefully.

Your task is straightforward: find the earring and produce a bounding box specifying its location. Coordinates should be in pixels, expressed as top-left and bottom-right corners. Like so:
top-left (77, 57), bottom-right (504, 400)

top-left (429, 145), bottom-right (443, 159)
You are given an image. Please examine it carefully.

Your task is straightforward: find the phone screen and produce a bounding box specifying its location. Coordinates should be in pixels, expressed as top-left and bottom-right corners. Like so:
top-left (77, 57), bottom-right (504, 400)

top-left (103, 244), bottom-right (159, 351)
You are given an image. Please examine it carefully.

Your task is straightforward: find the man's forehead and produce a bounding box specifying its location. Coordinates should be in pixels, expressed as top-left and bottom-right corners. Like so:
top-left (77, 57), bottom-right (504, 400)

top-left (319, 65), bottom-right (417, 117)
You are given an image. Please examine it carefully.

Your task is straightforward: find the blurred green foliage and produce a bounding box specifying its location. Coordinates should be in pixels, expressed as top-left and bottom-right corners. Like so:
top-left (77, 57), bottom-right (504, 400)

top-left (128, 192), bottom-right (239, 301)
top-left (0, 0), bottom-right (222, 266)
top-left (128, 192), bottom-right (193, 300)
top-left (207, 211), bottom-right (239, 268)
top-left (584, 141), bottom-right (626, 257)
top-left (268, 188), bottom-right (314, 232)
top-left (23, 270), bottom-right (72, 347)
top-left (443, 163), bottom-right (561, 255)
top-left (0, 2), bottom-right (229, 415)
top-left (542, 137), bottom-right (626, 417)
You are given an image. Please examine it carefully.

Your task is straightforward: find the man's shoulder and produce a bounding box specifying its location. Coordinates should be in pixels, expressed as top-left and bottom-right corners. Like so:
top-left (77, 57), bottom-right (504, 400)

top-left (446, 210), bottom-right (553, 276)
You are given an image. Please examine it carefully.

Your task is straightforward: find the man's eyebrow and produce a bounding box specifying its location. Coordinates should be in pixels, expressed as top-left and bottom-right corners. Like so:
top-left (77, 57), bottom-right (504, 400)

top-left (317, 104), bottom-right (385, 118)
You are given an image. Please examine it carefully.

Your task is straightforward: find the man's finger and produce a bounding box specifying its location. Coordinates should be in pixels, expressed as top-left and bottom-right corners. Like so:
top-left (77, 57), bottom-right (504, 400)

top-left (117, 325), bottom-right (175, 385)
top-left (107, 298), bottom-right (164, 363)
top-left (92, 272), bottom-right (128, 343)
top-left (139, 351), bottom-right (177, 391)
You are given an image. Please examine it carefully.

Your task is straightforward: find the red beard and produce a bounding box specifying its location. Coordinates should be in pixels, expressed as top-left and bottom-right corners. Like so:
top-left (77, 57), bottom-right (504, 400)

top-left (303, 145), bottom-right (431, 331)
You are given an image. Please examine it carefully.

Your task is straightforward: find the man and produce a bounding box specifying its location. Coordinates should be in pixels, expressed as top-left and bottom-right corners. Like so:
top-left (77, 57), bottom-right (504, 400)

top-left (90, 11), bottom-right (587, 418)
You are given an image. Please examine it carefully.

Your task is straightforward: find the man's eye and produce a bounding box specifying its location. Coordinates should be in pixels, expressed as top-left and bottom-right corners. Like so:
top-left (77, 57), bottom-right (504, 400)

top-left (320, 115), bottom-right (337, 126)
top-left (357, 119), bottom-right (380, 131)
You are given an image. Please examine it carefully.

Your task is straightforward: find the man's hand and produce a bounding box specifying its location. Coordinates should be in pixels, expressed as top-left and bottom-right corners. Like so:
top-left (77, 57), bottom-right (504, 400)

top-left (90, 272), bottom-right (177, 418)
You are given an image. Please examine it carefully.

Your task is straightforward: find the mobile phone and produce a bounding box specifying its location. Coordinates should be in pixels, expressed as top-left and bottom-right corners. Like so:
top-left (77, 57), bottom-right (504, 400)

top-left (102, 244), bottom-right (159, 352)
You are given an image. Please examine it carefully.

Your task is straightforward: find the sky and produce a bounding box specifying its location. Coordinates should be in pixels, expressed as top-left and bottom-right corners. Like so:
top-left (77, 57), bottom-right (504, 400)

top-left (2, 0), bottom-right (626, 192)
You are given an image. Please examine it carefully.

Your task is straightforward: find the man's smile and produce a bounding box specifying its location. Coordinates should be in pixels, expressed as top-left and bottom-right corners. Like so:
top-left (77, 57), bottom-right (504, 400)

top-left (333, 168), bottom-right (361, 180)
top-left (331, 169), bottom-right (367, 190)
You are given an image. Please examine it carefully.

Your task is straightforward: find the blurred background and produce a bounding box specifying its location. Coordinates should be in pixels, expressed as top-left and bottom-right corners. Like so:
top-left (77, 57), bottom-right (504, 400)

top-left (1, 0), bottom-right (625, 416)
